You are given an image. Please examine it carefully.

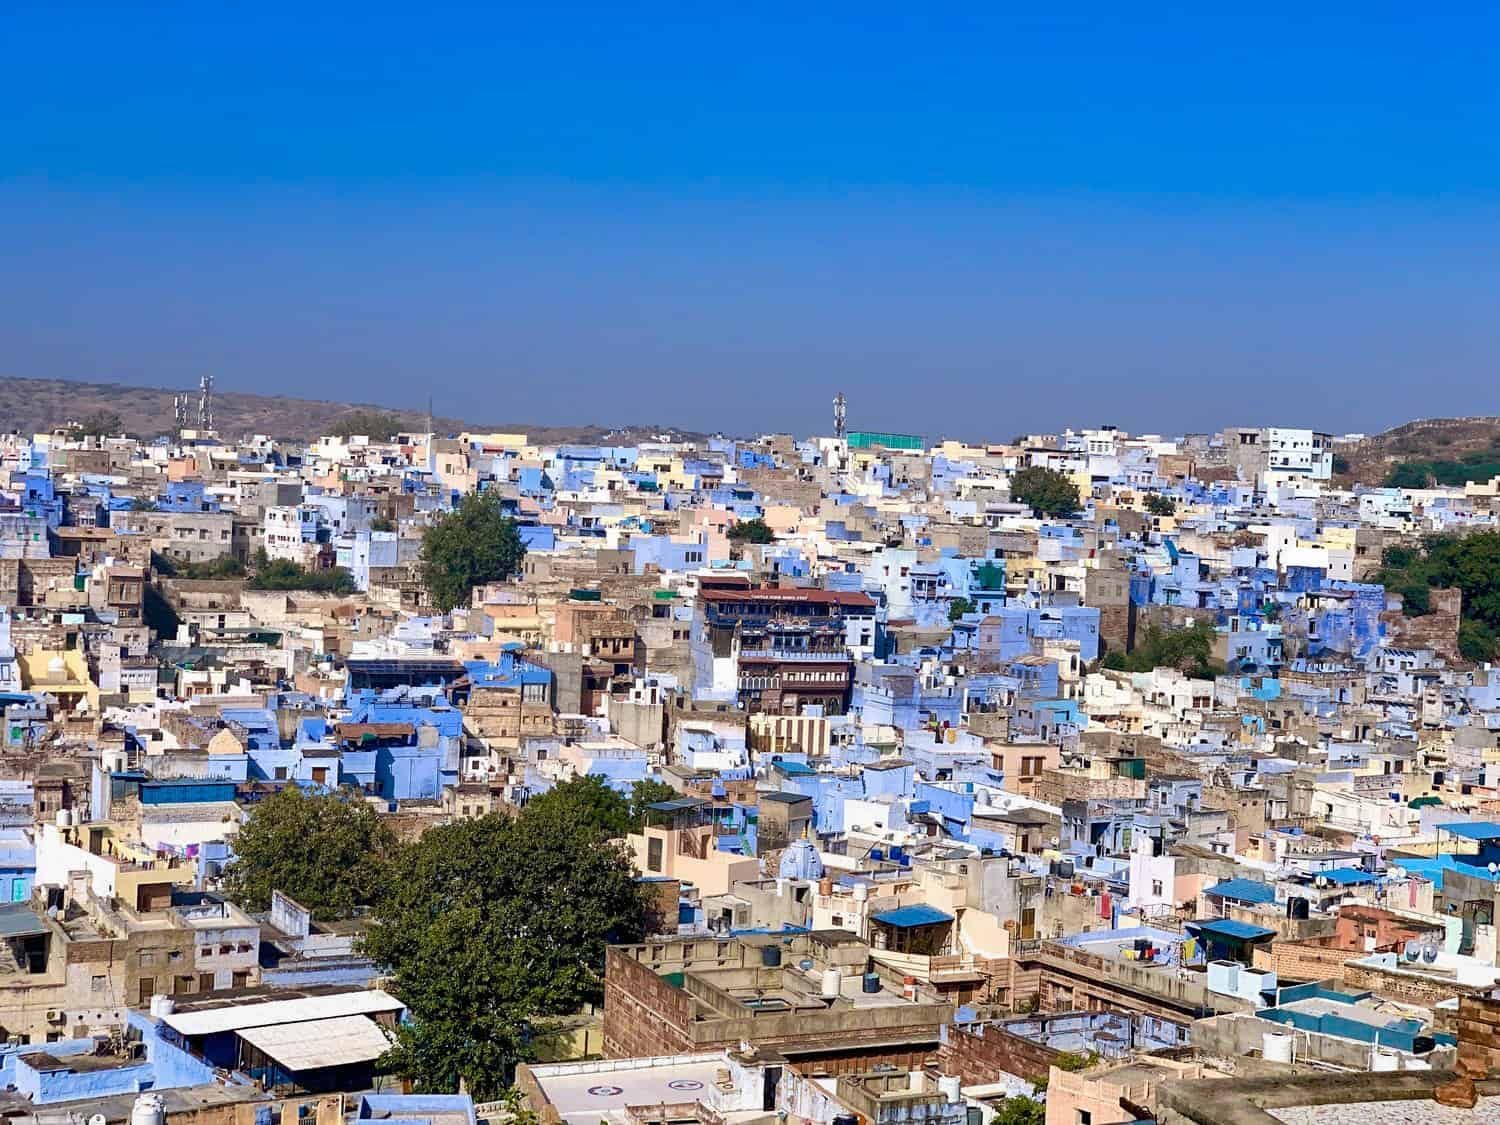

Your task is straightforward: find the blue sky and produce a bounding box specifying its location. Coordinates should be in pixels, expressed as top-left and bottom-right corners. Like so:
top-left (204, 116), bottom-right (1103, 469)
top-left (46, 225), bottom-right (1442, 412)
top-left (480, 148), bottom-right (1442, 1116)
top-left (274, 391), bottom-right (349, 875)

top-left (4, 2), bottom-right (1498, 438)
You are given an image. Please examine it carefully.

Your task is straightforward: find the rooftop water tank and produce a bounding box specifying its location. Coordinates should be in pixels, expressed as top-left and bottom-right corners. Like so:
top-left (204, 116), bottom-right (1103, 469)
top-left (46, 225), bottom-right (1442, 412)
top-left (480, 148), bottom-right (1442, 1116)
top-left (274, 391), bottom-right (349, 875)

top-left (1263, 1032), bottom-right (1293, 1064)
top-left (761, 945), bottom-right (782, 967)
top-left (821, 969), bottom-right (841, 999)
top-left (131, 1093), bottom-right (165, 1125)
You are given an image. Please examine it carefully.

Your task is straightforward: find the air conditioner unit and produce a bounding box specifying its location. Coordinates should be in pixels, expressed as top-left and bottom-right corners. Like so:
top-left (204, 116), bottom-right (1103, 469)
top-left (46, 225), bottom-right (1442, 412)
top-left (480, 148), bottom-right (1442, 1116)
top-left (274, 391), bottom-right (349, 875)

top-left (45, 1010), bottom-right (64, 1023)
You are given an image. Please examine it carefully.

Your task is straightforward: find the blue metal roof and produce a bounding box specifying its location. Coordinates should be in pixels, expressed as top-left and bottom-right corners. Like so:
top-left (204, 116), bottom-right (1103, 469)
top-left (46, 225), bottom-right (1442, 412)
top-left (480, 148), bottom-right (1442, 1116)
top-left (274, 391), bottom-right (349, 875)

top-left (1436, 821), bottom-right (1500, 842)
top-left (871, 905), bottom-right (954, 928)
top-left (1319, 867), bottom-right (1377, 886)
top-left (1205, 878), bottom-right (1276, 905)
top-left (1188, 918), bottom-right (1276, 942)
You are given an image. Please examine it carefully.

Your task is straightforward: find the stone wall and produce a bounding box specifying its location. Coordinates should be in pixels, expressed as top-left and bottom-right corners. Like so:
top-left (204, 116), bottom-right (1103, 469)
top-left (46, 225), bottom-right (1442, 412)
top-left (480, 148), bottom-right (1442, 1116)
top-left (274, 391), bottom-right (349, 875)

top-left (602, 946), bottom-right (696, 1058)
top-left (937, 1020), bottom-right (1058, 1085)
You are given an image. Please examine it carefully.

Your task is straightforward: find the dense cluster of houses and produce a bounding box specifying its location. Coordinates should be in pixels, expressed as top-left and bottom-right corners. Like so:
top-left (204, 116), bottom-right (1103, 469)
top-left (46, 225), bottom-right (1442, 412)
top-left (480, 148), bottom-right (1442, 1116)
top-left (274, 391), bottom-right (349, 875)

top-left (2, 416), bottom-right (1500, 1124)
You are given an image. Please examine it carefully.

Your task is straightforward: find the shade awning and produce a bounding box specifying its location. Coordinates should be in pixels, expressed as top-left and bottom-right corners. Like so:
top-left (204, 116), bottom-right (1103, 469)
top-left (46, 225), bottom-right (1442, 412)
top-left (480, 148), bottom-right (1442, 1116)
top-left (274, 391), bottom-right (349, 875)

top-left (1437, 822), bottom-right (1500, 842)
top-left (871, 905), bottom-right (954, 928)
top-left (238, 1015), bottom-right (391, 1071)
top-left (1188, 918), bottom-right (1276, 942)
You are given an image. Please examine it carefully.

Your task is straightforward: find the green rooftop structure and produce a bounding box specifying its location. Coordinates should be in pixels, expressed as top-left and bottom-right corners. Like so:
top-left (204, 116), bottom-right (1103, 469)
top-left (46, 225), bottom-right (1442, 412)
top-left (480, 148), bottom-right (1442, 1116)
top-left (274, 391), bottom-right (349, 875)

top-left (846, 430), bottom-right (925, 451)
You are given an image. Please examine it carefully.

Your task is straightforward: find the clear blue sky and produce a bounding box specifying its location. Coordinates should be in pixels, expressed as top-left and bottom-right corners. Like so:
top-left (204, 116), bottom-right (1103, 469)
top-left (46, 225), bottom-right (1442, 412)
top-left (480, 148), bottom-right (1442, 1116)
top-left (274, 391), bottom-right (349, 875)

top-left (4, 2), bottom-right (1498, 438)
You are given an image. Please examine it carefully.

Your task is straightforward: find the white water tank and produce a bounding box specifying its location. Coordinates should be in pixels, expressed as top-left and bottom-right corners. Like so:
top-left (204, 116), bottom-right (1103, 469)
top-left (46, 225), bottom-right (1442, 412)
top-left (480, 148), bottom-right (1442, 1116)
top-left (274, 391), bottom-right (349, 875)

top-left (132, 1093), bottom-right (165, 1125)
top-left (853, 882), bottom-right (869, 902)
top-left (1263, 1032), bottom-right (1293, 1064)
top-left (821, 969), bottom-right (841, 999)
top-left (55, 809), bottom-right (74, 829)
top-left (938, 1075), bottom-right (962, 1104)
top-left (149, 994), bottom-right (175, 1019)
top-left (1371, 1047), bottom-right (1400, 1072)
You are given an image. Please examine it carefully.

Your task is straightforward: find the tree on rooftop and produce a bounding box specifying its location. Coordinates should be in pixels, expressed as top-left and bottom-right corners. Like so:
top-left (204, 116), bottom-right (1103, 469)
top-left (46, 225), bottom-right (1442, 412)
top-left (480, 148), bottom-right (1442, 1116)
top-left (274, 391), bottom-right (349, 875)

top-left (990, 1095), bottom-right (1045, 1125)
top-left (76, 410), bottom-right (123, 437)
top-left (222, 786), bottom-right (396, 920)
top-left (1101, 622), bottom-right (1222, 679)
top-left (1008, 466), bottom-right (1080, 518)
top-left (362, 806), bottom-right (648, 1099)
top-left (330, 410), bottom-right (400, 440)
top-left (419, 491), bottom-right (527, 613)
top-left (948, 597), bottom-right (974, 623)
top-left (1143, 493), bottom-right (1176, 517)
top-left (629, 778), bottom-right (681, 829)
top-left (1376, 531), bottom-right (1500, 663)
top-left (727, 517), bottom-right (774, 544)
top-left (521, 775), bottom-right (633, 839)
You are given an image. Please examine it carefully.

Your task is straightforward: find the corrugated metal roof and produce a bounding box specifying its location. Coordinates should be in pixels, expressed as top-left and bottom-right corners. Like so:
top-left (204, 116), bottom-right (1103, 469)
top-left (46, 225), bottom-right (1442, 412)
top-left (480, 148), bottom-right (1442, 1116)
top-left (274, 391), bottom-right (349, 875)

top-left (0, 907), bottom-right (47, 939)
top-left (871, 904), bottom-right (953, 928)
top-left (1188, 918), bottom-right (1276, 941)
top-left (162, 989), bottom-right (403, 1037)
top-left (1437, 821), bottom-right (1500, 842)
top-left (1204, 878), bottom-right (1276, 905)
top-left (238, 1014), bottom-right (391, 1071)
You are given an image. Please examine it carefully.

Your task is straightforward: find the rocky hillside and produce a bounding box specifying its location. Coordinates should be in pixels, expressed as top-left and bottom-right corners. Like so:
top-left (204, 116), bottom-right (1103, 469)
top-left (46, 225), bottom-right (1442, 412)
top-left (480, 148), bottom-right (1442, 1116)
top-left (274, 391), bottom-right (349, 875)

top-left (0, 376), bottom-right (704, 445)
top-left (1342, 416), bottom-right (1500, 486)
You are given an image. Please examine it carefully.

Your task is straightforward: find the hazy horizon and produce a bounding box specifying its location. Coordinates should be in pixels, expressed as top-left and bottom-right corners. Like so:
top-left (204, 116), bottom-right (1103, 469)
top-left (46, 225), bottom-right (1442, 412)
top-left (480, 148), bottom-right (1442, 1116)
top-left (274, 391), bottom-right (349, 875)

top-left (5, 4), bottom-right (1499, 439)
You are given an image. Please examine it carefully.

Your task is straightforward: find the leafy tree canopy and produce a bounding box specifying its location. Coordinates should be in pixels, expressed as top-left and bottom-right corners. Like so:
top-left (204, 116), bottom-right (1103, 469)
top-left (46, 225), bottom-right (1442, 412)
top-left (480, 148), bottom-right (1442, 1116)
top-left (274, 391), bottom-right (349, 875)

top-left (1376, 532), bottom-right (1500, 663)
top-left (361, 808), bottom-right (648, 1099)
top-left (629, 778), bottom-right (682, 829)
top-left (420, 491), bottom-right (527, 612)
top-left (222, 787), bottom-right (396, 920)
top-left (991, 1096), bottom-right (1045, 1125)
top-left (249, 555), bottom-right (357, 594)
top-left (1102, 622), bottom-right (1223, 679)
top-left (1009, 466), bottom-right (1081, 518)
top-left (948, 597), bottom-right (974, 623)
top-left (1143, 493), bottom-right (1176, 517)
top-left (331, 410), bottom-right (401, 440)
top-left (75, 410), bottom-right (123, 437)
top-left (727, 518), bottom-right (775, 544)
top-left (522, 775), bottom-right (633, 839)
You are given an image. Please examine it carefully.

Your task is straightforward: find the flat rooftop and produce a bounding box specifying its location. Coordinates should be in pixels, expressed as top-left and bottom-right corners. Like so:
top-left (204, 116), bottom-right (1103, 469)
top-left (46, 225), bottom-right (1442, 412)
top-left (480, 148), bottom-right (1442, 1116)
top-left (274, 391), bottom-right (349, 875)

top-left (528, 1054), bottom-right (750, 1125)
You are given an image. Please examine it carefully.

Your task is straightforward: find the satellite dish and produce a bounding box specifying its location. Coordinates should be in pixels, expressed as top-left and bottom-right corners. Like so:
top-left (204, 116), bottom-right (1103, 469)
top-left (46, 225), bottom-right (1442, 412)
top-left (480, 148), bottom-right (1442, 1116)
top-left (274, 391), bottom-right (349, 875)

top-left (89, 1114), bottom-right (107, 1125)
top-left (1488, 863), bottom-right (1497, 876)
top-left (1422, 945), bottom-right (1439, 964)
top-left (1315, 875), bottom-right (1329, 888)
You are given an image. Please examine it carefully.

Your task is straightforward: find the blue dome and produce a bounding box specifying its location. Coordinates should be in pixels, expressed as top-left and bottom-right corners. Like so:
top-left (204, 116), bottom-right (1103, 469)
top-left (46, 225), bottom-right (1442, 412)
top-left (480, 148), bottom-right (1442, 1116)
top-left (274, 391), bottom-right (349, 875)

top-left (778, 837), bottom-right (824, 881)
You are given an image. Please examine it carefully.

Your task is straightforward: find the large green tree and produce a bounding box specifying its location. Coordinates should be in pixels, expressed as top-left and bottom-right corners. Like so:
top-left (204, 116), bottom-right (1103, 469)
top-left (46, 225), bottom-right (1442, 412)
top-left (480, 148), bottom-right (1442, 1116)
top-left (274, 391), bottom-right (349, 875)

top-left (521, 775), bottom-right (633, 838)
top-left (1376, 531), bottom-right (1500, 663)
top-left (362, 808), bottom-right (648, 1098)
top-left (727, 518), bottom-right (775, 544)
top-left (331, 410), bottom-right (401, 440)
top-left (420, 491), bottom-right (527, 612)
top-left (1009, 466), bottom-right (1081, 518)
top-left (1103, 622), bottom-right (1223, 679)
top-left (223, 787), bottom-right (396, 919)
top-left (628, 778), bottom-right (681, 829)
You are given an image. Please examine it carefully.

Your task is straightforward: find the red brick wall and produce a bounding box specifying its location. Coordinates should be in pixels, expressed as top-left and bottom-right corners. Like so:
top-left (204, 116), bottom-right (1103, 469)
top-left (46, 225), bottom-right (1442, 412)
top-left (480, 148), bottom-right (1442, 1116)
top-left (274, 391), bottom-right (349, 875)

top-left (602, 947), bottom-right (695, 1058)
top-left (938, 1022), bottom-right (1059, 1084)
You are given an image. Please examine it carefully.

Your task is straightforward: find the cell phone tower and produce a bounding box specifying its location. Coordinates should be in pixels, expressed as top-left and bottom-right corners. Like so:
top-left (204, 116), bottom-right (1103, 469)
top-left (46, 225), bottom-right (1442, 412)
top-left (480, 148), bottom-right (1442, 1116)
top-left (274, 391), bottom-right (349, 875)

top-left (833, 392), bottom-right (847, 439)
top-left (197, 374), bottom-right (215, 432)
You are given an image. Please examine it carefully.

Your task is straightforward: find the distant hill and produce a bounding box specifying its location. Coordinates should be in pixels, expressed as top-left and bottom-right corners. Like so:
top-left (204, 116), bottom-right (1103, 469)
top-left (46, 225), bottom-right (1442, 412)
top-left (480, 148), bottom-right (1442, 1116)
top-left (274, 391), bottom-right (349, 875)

top-left (0, 376), bottom-right (706, 445)
top-left (1343, 417), bottom-right (1500, 486)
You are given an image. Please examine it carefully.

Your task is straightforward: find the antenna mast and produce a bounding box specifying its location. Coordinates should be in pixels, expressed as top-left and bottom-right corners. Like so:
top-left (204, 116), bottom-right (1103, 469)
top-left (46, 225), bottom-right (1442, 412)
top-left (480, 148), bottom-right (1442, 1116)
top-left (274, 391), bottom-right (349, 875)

top-left (197, 374), bottom-right (214, 432)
